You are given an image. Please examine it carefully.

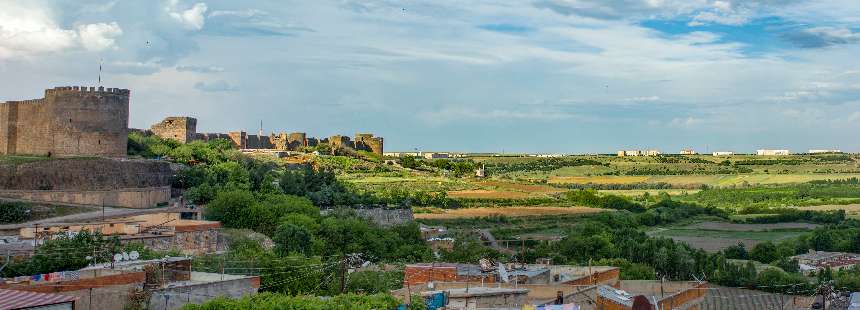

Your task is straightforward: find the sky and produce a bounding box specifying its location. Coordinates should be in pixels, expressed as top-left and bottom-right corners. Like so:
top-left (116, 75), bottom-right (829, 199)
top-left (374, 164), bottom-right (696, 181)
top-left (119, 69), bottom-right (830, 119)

top-left (1, 0), bottom-right (860, 153)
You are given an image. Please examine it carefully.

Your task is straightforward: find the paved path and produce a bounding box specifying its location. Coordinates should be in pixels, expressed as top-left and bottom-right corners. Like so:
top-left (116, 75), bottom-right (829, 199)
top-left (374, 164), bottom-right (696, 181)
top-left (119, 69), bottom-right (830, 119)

top-left (0, 206), bottom-right (172, 230)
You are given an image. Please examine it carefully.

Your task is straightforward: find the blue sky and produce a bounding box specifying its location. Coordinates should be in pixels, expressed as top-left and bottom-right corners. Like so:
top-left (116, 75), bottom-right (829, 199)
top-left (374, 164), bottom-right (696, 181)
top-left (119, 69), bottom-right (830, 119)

top-left (2, 0), bottom-right (860, 153)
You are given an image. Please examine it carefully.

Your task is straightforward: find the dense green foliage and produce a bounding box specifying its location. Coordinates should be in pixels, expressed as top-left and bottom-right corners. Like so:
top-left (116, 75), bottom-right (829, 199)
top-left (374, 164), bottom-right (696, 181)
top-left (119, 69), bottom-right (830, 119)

top-left (680, 182), bottom-right (860, 209)
top-left (346, 269), bottom-right (404, 294)
top-left (742, 209), bottom-right (846, 224)
top-left (0, 231), bottom-right (161, 277)
top-left (180, 292), bottom-right (403, 310)
top-left (0, 201), bottom-right (31, 224)
top-left (565, 190), bottom-right (645, 212)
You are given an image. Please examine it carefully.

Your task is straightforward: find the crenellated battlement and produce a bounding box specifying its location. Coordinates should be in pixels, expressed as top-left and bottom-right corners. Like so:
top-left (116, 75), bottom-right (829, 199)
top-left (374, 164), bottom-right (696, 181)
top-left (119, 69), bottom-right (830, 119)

top-left (1, 99), bottom-right (45, 105)
top-left (1, 85), bottom-right (130, 157)
top-left (46, 86), bottom-right (130, 96)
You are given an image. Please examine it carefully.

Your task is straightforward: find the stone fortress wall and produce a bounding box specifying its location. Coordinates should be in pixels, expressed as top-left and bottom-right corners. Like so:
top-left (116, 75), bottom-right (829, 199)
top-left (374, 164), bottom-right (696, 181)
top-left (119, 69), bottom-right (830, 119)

top-left (0, 157), bottom-right (175, 208)
top-left (148, 116), bottom-right (384, 155)
top-left (0, 86), bottom-right (174, 208)
top-left (0, 86), bottom-right (129, 157)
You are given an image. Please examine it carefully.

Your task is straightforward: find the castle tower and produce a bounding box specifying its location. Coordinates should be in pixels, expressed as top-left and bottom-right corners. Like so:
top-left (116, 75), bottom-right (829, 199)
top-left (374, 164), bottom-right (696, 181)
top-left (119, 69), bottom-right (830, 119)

top-left (1, 86), bottom-right (130, 157)
top-left (150, 117), bottom-right (197, 143)
top-left (354, 133), bottom-right (384, 156)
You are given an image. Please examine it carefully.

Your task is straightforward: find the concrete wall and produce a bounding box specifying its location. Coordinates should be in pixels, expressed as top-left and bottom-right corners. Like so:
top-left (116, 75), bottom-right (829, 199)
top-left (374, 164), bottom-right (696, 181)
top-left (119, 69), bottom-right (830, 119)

top-left (148, 274), bottom-right (260, 310)
top-left (0, 187), bottom-right (170, 208)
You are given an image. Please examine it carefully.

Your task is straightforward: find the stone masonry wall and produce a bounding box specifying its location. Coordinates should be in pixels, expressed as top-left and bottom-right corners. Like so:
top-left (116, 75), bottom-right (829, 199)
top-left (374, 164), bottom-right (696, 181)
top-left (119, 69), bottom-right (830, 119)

top-left (0, 158), bottom-right (174, 190)
top-left (0, 157), bottom-right (174, 208)
top-left (0, 187), bottom-right (170, 208)
top-left (151, 117), bottom-right (197, 143)
top-left (0, 86), bottom-right (129, 157)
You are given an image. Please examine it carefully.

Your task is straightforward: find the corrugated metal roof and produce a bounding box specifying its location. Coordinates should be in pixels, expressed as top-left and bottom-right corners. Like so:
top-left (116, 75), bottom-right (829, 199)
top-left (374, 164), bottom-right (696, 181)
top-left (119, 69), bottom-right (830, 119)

top-left (598, 285), bottom-right (634, 307)
top-left (0, 289), bottom-right (77, 310)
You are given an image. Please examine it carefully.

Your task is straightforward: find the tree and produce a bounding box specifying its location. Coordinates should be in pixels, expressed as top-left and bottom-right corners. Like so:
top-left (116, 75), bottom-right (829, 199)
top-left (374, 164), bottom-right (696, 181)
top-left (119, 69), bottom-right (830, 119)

top-left (0, 202), bottom-right (31, 224)
top-left (399, 155), bottom-right (420, 169)
top-left (750, 242), bottom-right (779, 263)
top-left (723, 243), bottom-right (748, 259)
top-left (1, 231), bottom-right (120, 277)
top-left (810, 230), bottom-right (835, 251)
top-left (273, 224), bottom-right (312, 255)
top-left (774, 257), bottom-right (800, 273)
top-left (204, 190), bottom-right (257, 229)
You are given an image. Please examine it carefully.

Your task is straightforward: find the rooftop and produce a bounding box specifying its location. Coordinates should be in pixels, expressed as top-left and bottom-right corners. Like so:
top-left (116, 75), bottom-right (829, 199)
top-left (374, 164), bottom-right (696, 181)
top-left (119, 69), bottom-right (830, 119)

top-left (0, 288), bottom-right (77, 309)
top-left (421, 287), bottom-right (529, 298)
top-left (849, 292), bottom-right (860, 310)
top-left (164, 272), bottom-right (256, 288)
top-left (792, 250), bottom-right (859, 261)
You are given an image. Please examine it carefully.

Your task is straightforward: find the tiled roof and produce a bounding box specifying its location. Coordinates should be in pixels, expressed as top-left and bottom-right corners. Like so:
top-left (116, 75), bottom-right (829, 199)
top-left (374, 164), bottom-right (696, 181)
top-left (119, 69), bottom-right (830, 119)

top-left (0, 289), bottom-right (77, 310)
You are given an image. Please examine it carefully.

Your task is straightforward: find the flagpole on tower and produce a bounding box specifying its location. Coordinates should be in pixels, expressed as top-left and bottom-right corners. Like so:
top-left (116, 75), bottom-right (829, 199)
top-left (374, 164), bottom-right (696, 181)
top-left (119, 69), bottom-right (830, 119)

top-left (98, 58), bottom-right (103, 86)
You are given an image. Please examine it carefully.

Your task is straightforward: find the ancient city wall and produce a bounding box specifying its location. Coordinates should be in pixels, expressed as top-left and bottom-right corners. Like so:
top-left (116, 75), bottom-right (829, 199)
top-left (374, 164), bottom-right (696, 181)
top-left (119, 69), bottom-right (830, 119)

top-left (147, 116), bottom-right (383, 153)
top-left (0, 86), bottom-right (129, 157)
top-left (0, 157), bottom-right (174, 208)
top-left (0, 158), bottom-right (174, 190)
top-left (0, 187), bottom-right (170, 208)
top-left (151, 117), bottom-right (197, 143)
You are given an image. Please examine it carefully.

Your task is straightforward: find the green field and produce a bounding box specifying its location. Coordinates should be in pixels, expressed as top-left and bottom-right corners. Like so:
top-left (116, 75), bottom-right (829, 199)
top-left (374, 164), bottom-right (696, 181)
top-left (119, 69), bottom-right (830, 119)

top-left (549, 173), bottom-right (860, 187)
top-left (649, 222), bottom-right (814, 252)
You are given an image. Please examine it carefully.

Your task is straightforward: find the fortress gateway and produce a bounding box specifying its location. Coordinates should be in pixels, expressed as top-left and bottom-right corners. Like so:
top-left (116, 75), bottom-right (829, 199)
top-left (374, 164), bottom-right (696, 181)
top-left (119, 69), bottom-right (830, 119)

top-left (0, 86), bottom-right (129, 157)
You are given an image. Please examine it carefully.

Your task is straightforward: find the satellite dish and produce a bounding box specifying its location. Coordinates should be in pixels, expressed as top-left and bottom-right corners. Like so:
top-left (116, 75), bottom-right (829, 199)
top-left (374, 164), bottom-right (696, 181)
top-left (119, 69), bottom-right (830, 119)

top-left (129, 251), bottom-right (140, 260)
top-left (122, 252), bottom-right (130, 261)
top-left (114, 253), bottom-right (124, 262)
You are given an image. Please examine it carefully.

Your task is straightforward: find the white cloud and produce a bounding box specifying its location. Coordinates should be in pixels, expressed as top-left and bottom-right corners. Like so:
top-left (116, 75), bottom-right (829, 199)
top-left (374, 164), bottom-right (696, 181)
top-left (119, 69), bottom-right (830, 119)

top-left (418, 106), bottom-right (576, 124)
top-left (77, 22), bottom-right (123, 51)
top-left (166, 0), bottom-right (208, 30)
top-left (208, 9), bottom-right (266, 18)
top-left (176, 65), bottom-right (224, 73)
top-left (689, 10), bottom-right (749, 26)
top-left (712, 1), bottom-right (732, 12)
top-left (105, 61), bottom-right (161, 75)
top-left (669, 116), bottom-right (703, 127)
top-left (625, 96), bottom-right (661, 102)
top-left (194, 80), bottom-right (238, 92)
top-left (0, 4), bottom-right (122, 60)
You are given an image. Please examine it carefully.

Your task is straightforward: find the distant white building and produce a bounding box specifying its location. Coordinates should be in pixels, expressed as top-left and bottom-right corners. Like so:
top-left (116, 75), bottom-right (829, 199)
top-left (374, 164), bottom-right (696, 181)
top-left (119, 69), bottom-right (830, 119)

top-left (757, 149), bottom-right (790, 156)
top-left (617, 150), bottom-right (642, 157)
top-left (384, 152), bottom-right (422, 158)
top-left (712, 151), bottom-right (734, 156)
top-left (423, 152), bottom-right (450, 159)
top-left (680, 148), bottom-right (697, 155)
top-left (808, 149), bottom-right (842, 154)
top-left (645, 150), bottom-right (661, 156)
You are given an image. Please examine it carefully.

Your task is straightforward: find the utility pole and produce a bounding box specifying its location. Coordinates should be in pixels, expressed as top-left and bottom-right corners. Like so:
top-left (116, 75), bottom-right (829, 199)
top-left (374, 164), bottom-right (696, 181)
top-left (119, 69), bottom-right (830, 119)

top-left (339, 254), bottom-right (346, 294)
